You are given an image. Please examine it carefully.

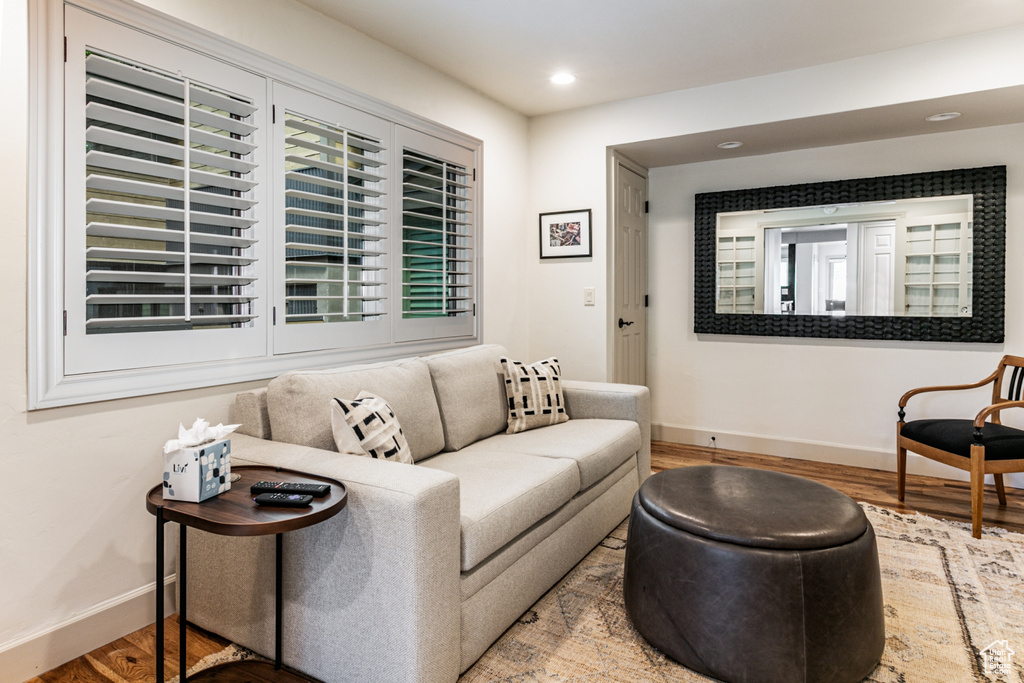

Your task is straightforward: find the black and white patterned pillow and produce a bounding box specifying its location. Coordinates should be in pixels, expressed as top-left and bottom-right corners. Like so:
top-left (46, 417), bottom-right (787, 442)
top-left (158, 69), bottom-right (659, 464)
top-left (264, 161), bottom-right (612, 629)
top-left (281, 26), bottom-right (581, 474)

top-left (499, 356), bottom-right (569, 434)
top-left (330, 391), bottom-right (413, 463)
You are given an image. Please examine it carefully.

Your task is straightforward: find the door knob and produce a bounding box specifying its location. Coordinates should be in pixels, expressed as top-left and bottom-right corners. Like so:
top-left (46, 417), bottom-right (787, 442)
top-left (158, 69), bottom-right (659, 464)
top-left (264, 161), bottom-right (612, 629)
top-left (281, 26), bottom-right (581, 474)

top-left (618, 318), bottom-right (634, 329)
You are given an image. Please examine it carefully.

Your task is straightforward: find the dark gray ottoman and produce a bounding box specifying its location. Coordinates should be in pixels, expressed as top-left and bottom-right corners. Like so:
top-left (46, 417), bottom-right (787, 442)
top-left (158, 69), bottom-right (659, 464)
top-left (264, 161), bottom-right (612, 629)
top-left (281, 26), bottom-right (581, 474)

top-left (623, 465), bottom-right (884, 683)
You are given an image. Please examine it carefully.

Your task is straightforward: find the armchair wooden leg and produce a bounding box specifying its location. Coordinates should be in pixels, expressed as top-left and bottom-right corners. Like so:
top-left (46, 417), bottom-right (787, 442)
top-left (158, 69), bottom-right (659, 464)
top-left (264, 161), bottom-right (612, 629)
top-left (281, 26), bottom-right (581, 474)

top-left (995, 473), bottom-right (1007, 506)
top-left (896, 436), bottom-right (907, 502)
top-left (970, 446), bottom-right (985, 539)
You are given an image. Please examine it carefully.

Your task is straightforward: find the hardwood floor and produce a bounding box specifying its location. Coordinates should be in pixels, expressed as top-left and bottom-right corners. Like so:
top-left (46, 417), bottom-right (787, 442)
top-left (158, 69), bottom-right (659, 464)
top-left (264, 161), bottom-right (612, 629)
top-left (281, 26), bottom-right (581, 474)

top-left (27, 615), bottom-right (230, 683)
top-left (31, 442), bottom-right (1024, 681)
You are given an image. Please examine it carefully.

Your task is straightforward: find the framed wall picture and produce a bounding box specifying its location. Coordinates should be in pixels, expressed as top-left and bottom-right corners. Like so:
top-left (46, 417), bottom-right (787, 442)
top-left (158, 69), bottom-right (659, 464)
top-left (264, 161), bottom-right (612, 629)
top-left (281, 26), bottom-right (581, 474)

top-left (539, 209), bottom-right (592, 259)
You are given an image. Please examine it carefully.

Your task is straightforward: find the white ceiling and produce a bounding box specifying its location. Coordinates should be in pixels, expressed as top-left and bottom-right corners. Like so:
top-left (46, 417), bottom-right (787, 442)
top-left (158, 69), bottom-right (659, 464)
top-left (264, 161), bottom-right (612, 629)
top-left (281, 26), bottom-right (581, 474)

top-left (615, 85), bottom-right (1024, 167)
top-left (295, 0), bottom-right (1024, 118)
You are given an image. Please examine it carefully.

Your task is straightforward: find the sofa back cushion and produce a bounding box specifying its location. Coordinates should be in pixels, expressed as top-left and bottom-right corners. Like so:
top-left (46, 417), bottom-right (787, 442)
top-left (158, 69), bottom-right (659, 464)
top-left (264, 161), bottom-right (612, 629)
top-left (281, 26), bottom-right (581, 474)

top-left (266, 357), bottom-right (445, 461)
top-left (426, 344), bottom-right (509, 451)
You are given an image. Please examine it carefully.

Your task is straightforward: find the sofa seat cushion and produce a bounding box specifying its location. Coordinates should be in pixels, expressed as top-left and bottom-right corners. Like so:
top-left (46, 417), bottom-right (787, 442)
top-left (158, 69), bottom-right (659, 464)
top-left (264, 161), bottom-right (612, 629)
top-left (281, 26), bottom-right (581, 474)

top-left (463, 419), bottom-right (641, 491)
top-left (418, 450), bottom-right (579, 571)
top-left (267, 357), bottom-right (445, 461)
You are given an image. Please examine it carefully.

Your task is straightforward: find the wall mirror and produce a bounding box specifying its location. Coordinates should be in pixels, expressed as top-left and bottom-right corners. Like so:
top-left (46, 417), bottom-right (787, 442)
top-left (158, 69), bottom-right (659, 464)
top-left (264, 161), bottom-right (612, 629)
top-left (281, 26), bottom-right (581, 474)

top-left (694, 166), bottom-right (1006, 342)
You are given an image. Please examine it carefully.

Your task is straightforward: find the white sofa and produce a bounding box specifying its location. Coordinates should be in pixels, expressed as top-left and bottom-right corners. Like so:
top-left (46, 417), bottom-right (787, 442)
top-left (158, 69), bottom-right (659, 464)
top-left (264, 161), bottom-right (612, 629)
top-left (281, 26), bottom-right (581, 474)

top-left (184, 344), bottom-right (650, 681)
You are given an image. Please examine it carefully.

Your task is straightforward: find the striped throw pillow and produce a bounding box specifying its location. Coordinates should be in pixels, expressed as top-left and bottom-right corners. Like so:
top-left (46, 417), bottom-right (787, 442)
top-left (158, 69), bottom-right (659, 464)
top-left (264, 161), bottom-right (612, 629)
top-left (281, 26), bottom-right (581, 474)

top-left (499, 356), bottom-right (569, 434)
top-left (330, 391), bottom-right (413, 463)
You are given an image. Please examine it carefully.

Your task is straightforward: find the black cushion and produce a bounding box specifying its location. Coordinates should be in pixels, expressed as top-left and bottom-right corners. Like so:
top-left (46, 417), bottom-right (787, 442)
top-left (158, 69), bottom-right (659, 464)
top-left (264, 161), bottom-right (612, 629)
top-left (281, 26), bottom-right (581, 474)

top-left (901, 419), bottom-right (1024, 460)
top-left (637, 465), bottom-right (867, 550)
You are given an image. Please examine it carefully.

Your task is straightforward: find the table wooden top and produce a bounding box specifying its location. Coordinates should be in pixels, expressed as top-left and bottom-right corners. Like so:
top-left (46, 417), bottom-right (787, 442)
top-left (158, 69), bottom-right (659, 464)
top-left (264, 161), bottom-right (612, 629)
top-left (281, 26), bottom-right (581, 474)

top-left (146, 465), bottom-right (347, 536)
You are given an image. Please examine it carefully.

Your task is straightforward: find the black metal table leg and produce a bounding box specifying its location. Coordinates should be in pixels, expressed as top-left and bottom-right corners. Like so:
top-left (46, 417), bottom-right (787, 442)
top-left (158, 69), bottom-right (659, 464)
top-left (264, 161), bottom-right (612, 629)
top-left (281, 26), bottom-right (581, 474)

top-left (180, 525), bottom-right (187, 681)
top-left (276, 532), bottom-right (283, 669)
top-left (156, 506), bottom-right (164, 683)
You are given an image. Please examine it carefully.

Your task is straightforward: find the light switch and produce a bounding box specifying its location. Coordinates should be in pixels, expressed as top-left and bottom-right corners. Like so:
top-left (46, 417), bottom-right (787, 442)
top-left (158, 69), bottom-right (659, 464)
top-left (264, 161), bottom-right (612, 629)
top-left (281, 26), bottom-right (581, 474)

top-left (584, 287), bottom-right (595, 306)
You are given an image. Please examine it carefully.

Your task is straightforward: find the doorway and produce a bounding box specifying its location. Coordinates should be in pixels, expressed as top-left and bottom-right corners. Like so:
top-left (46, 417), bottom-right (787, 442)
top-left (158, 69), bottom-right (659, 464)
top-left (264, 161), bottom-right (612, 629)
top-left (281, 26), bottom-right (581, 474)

top-left (610, 155), bottom-right (648, 385)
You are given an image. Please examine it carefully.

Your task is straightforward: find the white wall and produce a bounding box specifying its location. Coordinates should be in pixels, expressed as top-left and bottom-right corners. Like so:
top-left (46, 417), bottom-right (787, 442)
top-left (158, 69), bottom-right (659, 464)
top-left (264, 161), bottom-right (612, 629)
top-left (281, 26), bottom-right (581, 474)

top-left (648, 125), bottom-right (1023, 478)
top-left (526, 24), bottom-right (1024, 382)
top-left (527, 27), bottom-right (1024, 468)
top-left (0, 0), bottom-right (529, 677)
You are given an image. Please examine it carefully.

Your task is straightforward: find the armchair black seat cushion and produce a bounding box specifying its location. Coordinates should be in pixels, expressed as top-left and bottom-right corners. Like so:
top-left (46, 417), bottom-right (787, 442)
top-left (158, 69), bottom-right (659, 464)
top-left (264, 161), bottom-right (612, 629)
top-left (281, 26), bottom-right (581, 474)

top-left (901, 420), bottom-right (1024, 460)
top-left (623, 466), bottom-right (884, 683)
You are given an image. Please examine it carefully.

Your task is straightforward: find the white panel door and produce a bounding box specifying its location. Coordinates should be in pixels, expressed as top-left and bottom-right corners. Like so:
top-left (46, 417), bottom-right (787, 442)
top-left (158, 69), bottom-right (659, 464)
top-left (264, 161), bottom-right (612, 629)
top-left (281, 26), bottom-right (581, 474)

top-left (860, 222), bottom-right (895, 316)
top-left (613, 163), bottom-right (648, 386)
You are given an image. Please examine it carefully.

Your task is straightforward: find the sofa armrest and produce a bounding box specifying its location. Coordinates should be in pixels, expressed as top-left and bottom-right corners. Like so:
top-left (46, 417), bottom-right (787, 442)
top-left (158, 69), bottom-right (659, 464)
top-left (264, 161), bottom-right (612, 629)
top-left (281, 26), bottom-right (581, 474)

top-left (562, 380), bottom-right (651, 485)
top-left (186, 433), bottom-right (462, 682)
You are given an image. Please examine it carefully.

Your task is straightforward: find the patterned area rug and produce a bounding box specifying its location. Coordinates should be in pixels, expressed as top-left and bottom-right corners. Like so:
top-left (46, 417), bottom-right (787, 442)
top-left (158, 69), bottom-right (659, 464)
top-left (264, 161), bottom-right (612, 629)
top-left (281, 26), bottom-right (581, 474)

top-left (460, 505), bottom-right (1024, 683)
top-left (189, 505), bottom-right (1024, 682)
top-left (167, 644), bottom-right (265, 683)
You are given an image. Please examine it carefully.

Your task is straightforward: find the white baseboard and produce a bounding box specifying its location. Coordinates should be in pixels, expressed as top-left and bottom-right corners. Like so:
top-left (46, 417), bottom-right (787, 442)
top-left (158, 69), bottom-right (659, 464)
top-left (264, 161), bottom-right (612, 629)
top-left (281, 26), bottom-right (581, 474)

top-left (0, 577), bottom-right (175, 682)
top-left (652, 423), bottom-right (1024, 490)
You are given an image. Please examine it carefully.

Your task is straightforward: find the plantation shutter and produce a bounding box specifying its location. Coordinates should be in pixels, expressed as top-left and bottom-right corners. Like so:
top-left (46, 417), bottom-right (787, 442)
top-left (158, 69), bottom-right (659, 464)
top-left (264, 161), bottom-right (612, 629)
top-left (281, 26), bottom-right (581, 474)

top-left (395, 127), bottom-right (477, 342)
top-left (272, 84), bottom-right (391, 353)
top-left (64, 10), bottom-right (267, 375)
top-left (84, 53), bottom-right (259, 331)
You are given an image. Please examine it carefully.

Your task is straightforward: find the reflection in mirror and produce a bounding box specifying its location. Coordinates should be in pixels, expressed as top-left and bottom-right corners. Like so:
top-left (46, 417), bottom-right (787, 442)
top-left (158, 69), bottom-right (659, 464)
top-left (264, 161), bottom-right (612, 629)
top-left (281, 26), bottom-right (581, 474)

top-left (716, 196), bottom-right (972, 317)
top-left (766, 224), bottom-right (849, 315)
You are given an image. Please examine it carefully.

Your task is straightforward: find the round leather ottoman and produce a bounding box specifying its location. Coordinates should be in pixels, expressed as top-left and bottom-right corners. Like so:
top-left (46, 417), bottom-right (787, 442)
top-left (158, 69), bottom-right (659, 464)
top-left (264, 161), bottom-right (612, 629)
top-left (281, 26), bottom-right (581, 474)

top-left (623, 465), bottom-right (884, 683)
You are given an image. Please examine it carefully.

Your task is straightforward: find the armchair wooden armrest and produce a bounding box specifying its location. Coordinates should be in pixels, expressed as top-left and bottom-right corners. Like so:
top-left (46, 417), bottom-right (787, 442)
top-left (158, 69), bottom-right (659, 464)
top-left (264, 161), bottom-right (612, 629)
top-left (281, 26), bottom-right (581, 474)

top-left (898, 367), bottom-right (1001, 410)
top-left (974, 400), bottom-right (1024, 429)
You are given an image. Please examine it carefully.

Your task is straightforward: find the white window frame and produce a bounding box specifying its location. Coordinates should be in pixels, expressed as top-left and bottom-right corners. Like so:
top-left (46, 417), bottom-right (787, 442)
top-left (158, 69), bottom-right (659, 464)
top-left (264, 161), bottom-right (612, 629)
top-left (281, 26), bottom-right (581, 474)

top-left (28, 0), bottom-right (483, 409)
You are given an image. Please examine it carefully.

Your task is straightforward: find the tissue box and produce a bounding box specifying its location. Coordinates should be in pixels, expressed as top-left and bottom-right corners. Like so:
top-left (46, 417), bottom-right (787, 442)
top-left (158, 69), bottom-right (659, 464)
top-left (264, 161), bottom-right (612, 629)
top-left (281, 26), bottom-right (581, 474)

top-left (162, 439), bottom-right (232, 502)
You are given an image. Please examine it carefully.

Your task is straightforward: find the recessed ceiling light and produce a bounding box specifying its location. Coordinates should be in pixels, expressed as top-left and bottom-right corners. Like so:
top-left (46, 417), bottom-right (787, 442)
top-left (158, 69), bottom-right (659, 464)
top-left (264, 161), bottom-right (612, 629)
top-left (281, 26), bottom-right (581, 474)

top-left (925, 112), bottom-right (961, 122)
top-left (551, 72), bottom-right (576, 85)
top-left (717, 141), bottom-right (743, 149)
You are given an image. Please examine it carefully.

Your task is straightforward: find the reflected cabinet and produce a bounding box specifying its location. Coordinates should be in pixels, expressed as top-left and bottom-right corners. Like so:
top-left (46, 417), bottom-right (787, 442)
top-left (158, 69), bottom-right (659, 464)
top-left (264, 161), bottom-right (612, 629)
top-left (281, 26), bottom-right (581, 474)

top-left (897, 215), bottom-right (972, 317)
top-left (716, 235), bottom-right (757, 313)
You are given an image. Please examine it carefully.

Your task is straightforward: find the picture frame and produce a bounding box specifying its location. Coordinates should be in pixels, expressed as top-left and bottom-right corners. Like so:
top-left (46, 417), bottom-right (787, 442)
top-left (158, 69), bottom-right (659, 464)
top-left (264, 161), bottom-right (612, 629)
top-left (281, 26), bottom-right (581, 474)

top-left (539, 209), bottom-right (592, 259)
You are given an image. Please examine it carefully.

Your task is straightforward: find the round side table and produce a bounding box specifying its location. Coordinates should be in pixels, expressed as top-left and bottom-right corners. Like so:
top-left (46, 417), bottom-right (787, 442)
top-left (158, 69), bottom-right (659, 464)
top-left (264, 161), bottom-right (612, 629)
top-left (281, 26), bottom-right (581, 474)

top-left (146, 465), bottom-right (347, 682)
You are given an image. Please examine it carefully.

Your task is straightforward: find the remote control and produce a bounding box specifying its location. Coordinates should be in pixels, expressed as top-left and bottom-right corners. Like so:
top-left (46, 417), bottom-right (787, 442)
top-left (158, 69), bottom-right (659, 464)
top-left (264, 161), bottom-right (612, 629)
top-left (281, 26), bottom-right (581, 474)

top-left (254, 492), bottom-right (313, 507)
top-left (250, 481), bottom-right (331, 497)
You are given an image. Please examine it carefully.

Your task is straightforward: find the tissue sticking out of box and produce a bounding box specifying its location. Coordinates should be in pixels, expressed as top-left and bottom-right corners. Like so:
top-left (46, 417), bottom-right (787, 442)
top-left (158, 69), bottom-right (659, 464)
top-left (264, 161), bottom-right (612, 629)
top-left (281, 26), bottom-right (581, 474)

top-left (163, 418), bottom-right (241, 454)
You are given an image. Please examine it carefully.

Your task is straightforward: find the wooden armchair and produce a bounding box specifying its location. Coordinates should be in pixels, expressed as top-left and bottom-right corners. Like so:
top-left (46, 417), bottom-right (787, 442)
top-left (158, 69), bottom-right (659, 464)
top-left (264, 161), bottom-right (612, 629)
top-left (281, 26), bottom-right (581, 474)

top-left (897, 355), bottom-right (1024, 538)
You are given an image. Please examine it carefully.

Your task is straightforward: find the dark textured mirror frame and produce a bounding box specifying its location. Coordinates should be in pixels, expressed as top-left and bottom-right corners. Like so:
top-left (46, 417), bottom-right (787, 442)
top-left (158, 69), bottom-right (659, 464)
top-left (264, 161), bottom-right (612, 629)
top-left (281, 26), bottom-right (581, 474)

top-left (694, 165), bottom-right (1007, 343)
